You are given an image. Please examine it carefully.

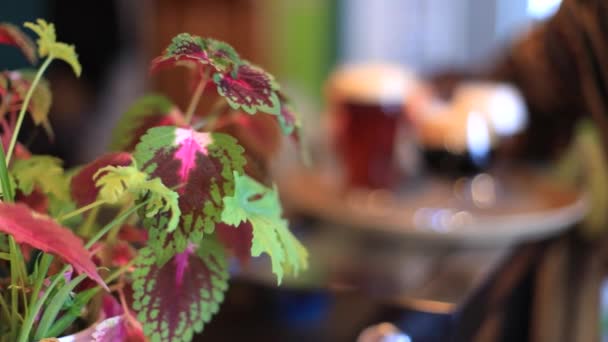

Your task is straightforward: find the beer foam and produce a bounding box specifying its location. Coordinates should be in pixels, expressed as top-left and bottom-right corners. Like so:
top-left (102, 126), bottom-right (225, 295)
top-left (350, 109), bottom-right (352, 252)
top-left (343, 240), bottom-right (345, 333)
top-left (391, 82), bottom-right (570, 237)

top-left (328, 63), bottom-right (417, 105)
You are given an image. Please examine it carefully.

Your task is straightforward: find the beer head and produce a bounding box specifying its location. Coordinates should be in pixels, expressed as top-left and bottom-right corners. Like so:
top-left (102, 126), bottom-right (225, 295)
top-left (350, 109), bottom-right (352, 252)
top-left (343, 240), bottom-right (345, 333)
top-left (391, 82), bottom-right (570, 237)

top-left (327, 63), bottom-right (417, 106)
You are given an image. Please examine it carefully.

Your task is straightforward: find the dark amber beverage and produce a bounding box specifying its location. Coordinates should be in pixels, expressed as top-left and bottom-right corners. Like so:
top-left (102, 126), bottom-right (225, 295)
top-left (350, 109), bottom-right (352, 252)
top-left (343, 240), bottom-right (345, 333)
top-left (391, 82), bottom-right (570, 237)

top-left (334, 102), bottom-right (402, 188)
top-left (327, 64), bottom-right (415, 189)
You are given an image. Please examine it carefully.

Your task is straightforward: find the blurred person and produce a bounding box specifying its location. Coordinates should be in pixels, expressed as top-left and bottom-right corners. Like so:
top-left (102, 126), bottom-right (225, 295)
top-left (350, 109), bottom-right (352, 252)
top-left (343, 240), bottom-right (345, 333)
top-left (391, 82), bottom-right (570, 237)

top-left (488, 0), bottom-right (608, 162)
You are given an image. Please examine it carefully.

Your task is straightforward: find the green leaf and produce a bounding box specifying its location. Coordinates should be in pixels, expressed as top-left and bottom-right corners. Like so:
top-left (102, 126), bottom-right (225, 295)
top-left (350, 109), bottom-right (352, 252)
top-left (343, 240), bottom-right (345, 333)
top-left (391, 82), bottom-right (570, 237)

top-left (11, 155), bottom-right (69, 201)
top-left (10, 154), bottom-right (77, 221)
top-left (138, 177), bottom-right (181, 231)
top-left (221, 172), bottom-right (307, 284)
top-left (35, 273), bottom-right (87, 339)
top-left (24, 19), bottom-right (81, 77)
top-left (94, 165), bottom-right (181, 232)
top-left (45, 287), bottom-right (99, 338)
top-left (94, 165), bottom-right (147, 203)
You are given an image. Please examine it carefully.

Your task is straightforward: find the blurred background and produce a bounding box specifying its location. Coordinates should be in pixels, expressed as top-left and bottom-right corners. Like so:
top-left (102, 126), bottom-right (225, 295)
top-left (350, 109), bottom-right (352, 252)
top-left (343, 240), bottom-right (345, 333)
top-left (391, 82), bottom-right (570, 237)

top-left (0, 0), bottom-right (565, 164)
top-left (3, 0), bottom-right (608, 341)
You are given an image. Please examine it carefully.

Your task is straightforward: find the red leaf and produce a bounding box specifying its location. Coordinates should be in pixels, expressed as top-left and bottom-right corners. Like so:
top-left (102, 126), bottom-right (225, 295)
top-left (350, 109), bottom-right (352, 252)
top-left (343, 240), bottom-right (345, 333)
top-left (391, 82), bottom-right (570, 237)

top-left (118, 224), bottom-right (148, 244)
top-left (109, 241), bottom-right (136, 267)
top-left (16, 187), bottom-right (49, 214)
top-left (0, 203), bottom-right (107, 289)
top-left (216, 222), bottom-right (253, 266)
top-left (0, 23), bottom-right (37, 64)
top-left (71, 152), bottom-right (133, 207)
top-left (102, 293), bottom-right (123, 318)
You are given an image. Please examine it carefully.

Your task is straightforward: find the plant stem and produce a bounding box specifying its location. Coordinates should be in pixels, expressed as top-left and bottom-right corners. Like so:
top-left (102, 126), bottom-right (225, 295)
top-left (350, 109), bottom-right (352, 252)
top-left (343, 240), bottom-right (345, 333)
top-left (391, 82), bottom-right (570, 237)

top-left (105, 258), bottom-right (136, 284)
top-left (85, 201), bottom-right (146, 249)
top-left (107, 201), bottom-right (133, 243)
top-left (0, 139), bottom-right (14, 202)
top-left (6, 56), bottom-right (53, 163)
top-left (0, 291), bottom-right (12, 324)
top-left (193, 99), bottom-right (230, 131)
top-left (184, 69), bottom-right (211, 124)
top-left (58, 199), bottom-right (106, 223)
top-left (78, 205), bottom-right (99, 238)
top-left (9, 238), bottom-right (20, 339)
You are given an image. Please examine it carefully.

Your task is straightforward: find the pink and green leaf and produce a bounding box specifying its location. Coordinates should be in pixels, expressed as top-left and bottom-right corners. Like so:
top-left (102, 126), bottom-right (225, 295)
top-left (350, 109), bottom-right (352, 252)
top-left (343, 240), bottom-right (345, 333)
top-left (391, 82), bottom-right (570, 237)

top-left (213, 63), bottom-right (280, 116)
top-left (150, 33), bottom-right (210, 74)
top-left (150, 34), bottom-right (241, 75)
top-left (133, 126), bottom-right (246, 263)
top-left (132, 238), bottom-right (229, 342)
top-left (0, 202), bottom-right (107, 289)
top-left (109, 95), bottom-right (185, 152)
top-left (0, 23), bottom-right (37, 64)
top-left (70, 152), bottom-right (133, 207)
top-left (204, 39), bottom-right (240, 73)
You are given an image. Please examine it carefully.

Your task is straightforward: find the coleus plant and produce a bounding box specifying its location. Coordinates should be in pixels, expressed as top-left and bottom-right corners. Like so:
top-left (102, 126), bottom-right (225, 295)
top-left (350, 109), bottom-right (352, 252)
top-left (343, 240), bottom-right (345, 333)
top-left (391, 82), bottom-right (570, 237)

top-left (0, 20), bottom-right (307, 342)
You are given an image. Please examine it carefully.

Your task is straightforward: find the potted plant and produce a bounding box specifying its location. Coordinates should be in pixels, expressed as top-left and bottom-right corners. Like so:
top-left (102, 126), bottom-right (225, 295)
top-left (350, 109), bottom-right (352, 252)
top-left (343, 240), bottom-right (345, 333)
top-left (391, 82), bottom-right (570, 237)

top-left (0, 19), bottom-right (307, 341)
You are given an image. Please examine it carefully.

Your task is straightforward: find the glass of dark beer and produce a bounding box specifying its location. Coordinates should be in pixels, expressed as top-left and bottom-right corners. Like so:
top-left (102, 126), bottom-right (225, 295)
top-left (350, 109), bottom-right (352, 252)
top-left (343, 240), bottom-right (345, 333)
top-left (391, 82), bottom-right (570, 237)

top-left (326, 64), bottom-right (416, 189)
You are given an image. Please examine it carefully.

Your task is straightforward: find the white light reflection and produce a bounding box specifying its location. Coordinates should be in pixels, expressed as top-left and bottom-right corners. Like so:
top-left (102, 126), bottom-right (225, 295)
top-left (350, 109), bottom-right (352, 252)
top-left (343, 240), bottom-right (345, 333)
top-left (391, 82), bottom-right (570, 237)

top-left (471, 173), bottom-right (496, 208)
top-left (413, 207), bottom-right (474, 232)
top-left (466, 112), bottom-right (491, 167)
top-left (488, 86), bottom-right (527, 136)
top-left (450, 211), bottom-right (474, 227)
top-left (528, 0), bottom-right (562, 20)
top-left (346, 189), bottom-right (395, 217)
